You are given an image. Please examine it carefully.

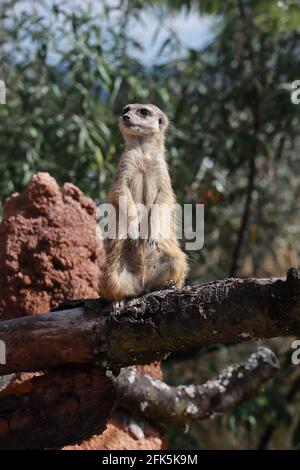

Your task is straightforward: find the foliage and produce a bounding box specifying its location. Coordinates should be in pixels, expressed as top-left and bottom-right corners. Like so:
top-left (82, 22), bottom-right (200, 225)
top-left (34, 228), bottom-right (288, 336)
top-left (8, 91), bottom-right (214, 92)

top-left (0, 0), bottom-right (155, 202)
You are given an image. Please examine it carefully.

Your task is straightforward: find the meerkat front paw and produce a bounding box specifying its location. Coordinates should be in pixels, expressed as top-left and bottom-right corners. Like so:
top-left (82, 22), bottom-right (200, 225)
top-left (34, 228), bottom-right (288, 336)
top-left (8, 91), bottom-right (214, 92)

top-left (130, 236), bottom-right (140, 247)
top-left (147, 238), bottom-right (157, 249)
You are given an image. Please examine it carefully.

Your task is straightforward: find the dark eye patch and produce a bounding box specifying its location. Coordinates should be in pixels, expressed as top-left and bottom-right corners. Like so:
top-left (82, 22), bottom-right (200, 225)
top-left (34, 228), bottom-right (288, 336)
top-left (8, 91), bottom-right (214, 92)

top-left (123, 106), bottom-right (130, 114)
top-left (139, 108), bottom-right (151, 117)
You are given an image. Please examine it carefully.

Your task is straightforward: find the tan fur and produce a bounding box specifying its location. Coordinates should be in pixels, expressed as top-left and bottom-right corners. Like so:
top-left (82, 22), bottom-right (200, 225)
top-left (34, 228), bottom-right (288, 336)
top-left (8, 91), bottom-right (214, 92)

top-left (101, 103), bottom-right (188, 301)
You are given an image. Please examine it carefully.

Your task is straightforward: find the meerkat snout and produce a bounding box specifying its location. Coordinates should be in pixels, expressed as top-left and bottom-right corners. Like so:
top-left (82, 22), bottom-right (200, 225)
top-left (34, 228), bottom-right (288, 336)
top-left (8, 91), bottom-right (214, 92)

top-left (122, 114), bottom-right (131, 123)
top-left (119, 103), bottom-right (169, 141)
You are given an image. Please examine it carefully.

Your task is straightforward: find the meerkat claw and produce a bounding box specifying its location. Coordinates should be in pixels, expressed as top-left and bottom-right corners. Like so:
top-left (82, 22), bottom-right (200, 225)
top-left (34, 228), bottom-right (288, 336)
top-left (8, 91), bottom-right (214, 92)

top-left (164, 280), bottom-right (177, 290)
top-left (147, 238), bottom-right (157, 249)
top-left (130, 236), bottom-right (140, 247)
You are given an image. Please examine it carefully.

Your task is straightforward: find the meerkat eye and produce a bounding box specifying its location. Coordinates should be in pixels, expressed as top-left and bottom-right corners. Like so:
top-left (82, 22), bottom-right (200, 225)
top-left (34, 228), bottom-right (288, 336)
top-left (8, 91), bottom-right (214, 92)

top-left (158, 117), bottom-right (162, 125)
top-left (139, 108), bottom-right (151, 117)
top-left (123, 106), bottom-right (130, 114)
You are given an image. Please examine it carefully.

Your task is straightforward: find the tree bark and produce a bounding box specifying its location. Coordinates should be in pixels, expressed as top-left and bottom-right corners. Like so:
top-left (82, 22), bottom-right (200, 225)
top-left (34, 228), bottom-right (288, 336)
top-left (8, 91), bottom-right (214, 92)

top-left (0, 367), bottom-right (116, 450)
top-left (113, 347), bottom-right (279, 425)
top-left (0, 268), bottom-right (299, 375)
top-left (0, 348), bottom-right (279, 449)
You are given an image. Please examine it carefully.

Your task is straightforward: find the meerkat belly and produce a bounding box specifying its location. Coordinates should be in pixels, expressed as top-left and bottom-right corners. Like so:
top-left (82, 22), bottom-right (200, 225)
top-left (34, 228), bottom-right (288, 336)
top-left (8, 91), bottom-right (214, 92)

top-left (129, 169), bottom-right (158, 207)
top-left (129, 170), bottom-right (144, 204)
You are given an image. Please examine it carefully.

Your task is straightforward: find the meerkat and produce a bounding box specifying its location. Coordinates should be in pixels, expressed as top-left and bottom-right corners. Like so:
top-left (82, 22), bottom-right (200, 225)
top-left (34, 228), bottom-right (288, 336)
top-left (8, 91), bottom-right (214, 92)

top-left (101, 103), bottom-right (188, 301)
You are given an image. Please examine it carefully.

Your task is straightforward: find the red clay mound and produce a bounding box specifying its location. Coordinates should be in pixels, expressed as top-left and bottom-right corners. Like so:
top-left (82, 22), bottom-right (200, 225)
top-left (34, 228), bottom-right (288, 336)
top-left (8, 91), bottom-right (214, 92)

top-left (0, 172), bottom-right (104, 320)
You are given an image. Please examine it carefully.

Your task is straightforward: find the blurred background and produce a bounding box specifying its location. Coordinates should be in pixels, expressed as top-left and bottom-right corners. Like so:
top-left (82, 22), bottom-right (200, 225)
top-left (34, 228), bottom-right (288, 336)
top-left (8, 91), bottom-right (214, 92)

top-left (0, 0), bottom-right (300, 449)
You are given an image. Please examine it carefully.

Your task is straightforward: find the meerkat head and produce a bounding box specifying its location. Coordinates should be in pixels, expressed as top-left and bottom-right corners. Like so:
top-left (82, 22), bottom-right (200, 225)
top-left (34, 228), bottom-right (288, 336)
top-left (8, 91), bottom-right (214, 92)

top-left (119, 103), bottom-right (169, 143)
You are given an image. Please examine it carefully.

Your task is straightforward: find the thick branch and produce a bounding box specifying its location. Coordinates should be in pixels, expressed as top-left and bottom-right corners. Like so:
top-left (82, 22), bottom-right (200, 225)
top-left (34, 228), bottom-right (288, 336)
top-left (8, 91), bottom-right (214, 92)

top-left (112, 347), bottom-right (279, 424)
top-left (0, 368), bottom-right (116, 450)
top-left (0, 348), bottom-right (279, 449)
top-left (0, 268), bottom-right (299, 375)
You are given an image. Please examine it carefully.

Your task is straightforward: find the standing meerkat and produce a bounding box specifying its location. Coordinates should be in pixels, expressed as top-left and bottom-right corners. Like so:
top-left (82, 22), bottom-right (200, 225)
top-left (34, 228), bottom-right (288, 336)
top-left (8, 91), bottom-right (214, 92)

top-left (101, 103), bottom-right (188, 301)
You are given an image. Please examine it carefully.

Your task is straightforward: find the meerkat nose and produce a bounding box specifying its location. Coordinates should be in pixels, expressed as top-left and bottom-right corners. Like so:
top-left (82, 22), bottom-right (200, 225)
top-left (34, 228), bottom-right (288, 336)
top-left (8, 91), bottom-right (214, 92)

top-left (123, 115), bottom-right (130, 122)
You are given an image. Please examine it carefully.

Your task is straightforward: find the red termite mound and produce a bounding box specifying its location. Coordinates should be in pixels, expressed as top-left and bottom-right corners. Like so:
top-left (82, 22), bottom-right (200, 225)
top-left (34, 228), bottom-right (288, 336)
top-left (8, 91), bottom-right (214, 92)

top-left (0, 172), bottom-right (164, 450)
top-left (0, 172), bottom-right (103, 320)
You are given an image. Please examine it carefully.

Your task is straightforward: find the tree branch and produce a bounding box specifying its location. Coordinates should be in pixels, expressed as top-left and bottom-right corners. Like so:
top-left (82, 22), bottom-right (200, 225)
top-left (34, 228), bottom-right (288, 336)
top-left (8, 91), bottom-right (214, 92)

top-left (0, 268), bottom-right (299, 375)
top-left (112, 347), bottom-right (279, 425)
top-left (0, 348), bottom-right (279, 449)
top-left (0, 368), bottom-right (116, 450)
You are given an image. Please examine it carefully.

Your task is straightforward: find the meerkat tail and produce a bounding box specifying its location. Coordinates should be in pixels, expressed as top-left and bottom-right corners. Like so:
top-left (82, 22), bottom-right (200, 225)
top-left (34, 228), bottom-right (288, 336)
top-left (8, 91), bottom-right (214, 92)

top-left (101, 239), bottom-right (143, 301)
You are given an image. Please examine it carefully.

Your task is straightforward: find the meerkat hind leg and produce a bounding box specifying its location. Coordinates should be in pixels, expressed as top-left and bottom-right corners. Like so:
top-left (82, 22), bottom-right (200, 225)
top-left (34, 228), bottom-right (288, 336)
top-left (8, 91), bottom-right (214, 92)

top-left (144, 245), bottom-right (187, 292)
top-left (144, 258), bottom-right (178, 292)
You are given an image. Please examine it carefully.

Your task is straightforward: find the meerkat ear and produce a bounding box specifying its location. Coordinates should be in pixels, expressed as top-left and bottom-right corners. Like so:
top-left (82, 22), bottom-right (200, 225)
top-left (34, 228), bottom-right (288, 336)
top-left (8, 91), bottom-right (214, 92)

top-left (159, 112), bottom-right (169, 130)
